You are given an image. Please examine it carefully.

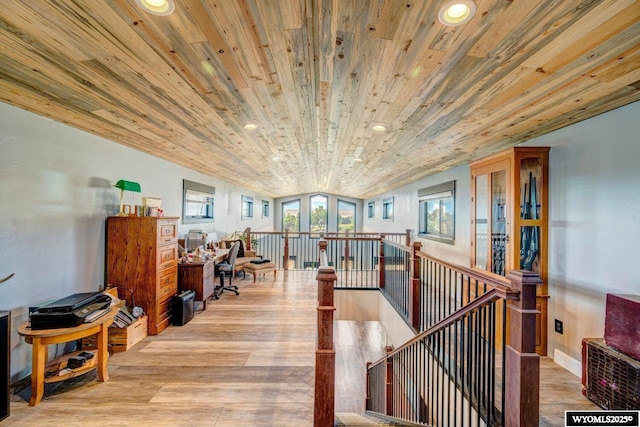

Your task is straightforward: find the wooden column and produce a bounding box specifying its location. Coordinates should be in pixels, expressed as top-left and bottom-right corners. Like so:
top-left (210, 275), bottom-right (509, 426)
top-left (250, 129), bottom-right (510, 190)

top-left (405, 229), bottom-right (412, 247)
top-left (284, 228), bottom-right (290, 270)
top-left (505, 270), bottom-right (542, 427)
top-left (314, 240), bottom-right (336, 427)
top-left (409, 241), bottom-right (422, 330)
top-left (379, 233), bottom-right (386, 288)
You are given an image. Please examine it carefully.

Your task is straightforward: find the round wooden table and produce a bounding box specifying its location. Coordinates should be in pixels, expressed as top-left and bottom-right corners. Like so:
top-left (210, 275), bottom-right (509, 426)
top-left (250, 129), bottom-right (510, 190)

top-left (18, 306), bottom-right (118, 406)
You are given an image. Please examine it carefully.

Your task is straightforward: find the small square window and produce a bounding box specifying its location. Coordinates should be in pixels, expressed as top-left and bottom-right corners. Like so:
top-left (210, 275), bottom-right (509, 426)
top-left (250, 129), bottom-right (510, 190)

top-left (382, 197), bottom-right (394, 221)
top-left (242, 195), bottom-right (254, 220)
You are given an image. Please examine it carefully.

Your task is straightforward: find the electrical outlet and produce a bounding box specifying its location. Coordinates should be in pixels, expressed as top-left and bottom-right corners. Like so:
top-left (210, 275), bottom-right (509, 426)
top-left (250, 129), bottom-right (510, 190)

top-left (554, 319), bottom-right (563, 335)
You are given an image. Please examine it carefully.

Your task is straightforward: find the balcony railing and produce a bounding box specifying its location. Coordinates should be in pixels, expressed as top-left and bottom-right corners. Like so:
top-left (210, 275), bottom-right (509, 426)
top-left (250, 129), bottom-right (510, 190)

top-left (294, 232), bottom-right (541, 427)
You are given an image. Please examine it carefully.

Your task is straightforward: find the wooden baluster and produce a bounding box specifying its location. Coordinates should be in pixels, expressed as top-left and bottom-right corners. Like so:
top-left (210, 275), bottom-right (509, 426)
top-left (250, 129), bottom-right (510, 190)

top-left (410, 241), bottom-right (422, 330)
top-left (314, 239), bottom-right (336, 427)
top-left (505, 270), bottom-right (542, 427)
top-left (379, 233), bottom-right (386, 288)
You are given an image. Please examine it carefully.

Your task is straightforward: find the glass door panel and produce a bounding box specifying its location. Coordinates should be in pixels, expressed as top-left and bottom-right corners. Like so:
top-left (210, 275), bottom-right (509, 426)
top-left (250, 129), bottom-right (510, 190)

top-left (474, 174), bottom-right (488, 270)
top-left (519, 157), bottom-right (542, 219)
top-left (491, 170), bottom-right (507, 276)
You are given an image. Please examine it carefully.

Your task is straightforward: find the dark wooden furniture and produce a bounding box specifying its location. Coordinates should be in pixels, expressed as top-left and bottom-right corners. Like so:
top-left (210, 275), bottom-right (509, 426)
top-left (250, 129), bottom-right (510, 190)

top-left (106, 216), bottom-right (179, 335)
top-left (17, 306), bottom-right (117, 406)
top-left (470, 146), bottom-right (549, 355)
top-left (178, 260), bottom-right (215, 310)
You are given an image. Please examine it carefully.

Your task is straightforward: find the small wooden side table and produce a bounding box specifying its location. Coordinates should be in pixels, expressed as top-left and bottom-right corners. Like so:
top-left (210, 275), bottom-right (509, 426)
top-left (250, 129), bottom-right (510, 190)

top-left (18, 306), bottom-right (118, 406)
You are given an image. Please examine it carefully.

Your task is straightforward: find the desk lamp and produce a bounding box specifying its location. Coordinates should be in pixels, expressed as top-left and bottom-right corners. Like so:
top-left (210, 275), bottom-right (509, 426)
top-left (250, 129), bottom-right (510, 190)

top-left (114, 179), bottom-right (141, 216)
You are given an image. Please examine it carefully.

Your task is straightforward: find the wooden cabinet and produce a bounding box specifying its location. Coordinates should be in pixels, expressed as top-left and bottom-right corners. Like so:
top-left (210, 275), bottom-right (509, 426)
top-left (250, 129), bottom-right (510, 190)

top-left (106, 216), bottom-right (179, 335)
top-left (178, 261), bottom-right (215, 310)
top-left (470, 147), bottom-right (549, 355)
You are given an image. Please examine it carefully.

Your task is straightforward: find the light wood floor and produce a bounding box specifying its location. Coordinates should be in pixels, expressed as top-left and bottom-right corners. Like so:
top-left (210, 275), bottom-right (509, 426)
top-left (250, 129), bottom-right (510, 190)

top-left (8, 270), bottom-right (595, 426)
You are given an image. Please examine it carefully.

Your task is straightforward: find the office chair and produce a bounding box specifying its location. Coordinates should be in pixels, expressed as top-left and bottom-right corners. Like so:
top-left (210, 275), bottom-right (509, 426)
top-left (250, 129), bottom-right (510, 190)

top-left (214, 241), bottom-right (240, 299)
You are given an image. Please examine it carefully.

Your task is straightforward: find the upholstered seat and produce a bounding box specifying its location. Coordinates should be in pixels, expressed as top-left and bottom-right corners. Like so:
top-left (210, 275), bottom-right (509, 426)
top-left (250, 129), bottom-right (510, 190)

top-left (243, 262), bottom-right (277, 283)
top-left (214, 241), bottom-right (240, 298)
top-left (219, 239), bottom-right (261, 276)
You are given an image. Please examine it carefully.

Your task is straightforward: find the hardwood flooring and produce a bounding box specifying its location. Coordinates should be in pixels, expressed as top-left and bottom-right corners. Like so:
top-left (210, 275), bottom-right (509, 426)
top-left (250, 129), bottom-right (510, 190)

top-left (8, 270), bottom-right (596, 426)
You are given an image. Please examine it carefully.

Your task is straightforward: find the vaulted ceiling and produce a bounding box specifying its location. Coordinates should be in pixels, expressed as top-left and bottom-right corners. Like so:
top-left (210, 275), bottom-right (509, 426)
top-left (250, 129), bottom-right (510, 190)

top-left (0, 1), bottom-right (639, 198)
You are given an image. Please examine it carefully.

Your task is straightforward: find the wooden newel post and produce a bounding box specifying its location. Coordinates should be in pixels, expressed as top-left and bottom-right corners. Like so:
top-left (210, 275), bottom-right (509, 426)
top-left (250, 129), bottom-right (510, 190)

top-left (284, 228), bottom-right (290, 270)
top-left (244, 227), bottom-right (252, 251)
top-left (405, 229), bottom-right (412, 247)
top-left (505, 270), bottom-right (542, 427)
top-left (379, 233), bottom-right (386, 289)
top-left (314, 241), bottom-right (336, 427)
top-left (410, 241), bottom-right (422, 330)
top-left (384, 346), bottom-right (394, 416)
top-left (365, 361), bottom-right (372, 411)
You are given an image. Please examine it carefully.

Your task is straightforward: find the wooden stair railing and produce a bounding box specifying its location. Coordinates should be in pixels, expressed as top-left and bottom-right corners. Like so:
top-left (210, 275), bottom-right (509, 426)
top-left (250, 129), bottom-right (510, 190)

top-left (366, 269), bottom-right (542, 427)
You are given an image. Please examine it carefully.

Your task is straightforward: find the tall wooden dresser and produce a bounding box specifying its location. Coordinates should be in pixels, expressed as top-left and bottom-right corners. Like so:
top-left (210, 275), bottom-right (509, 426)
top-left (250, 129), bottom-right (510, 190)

top-left (106, 216), bottom-right (179, 335)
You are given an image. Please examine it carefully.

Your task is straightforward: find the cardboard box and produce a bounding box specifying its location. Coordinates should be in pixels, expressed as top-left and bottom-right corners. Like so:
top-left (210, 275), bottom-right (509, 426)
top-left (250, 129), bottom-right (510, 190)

top-left (604, 294), bottom-right (640, 361)
top-left (83, 315), bottom-right (147, 353)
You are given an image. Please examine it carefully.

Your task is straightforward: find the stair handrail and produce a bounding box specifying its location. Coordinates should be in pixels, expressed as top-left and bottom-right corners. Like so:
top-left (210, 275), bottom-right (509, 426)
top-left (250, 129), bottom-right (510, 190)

top-left (368, 288), bottom-right (504, 368)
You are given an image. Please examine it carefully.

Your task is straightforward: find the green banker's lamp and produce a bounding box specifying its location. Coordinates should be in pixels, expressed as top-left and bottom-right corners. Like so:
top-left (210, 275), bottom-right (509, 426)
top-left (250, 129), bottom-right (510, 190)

top-left (114, 179), bottom-right (141, 216)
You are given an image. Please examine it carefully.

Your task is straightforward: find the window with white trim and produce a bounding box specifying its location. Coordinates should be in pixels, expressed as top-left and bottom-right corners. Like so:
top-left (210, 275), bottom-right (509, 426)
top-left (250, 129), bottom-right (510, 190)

top-left (418, 181), bottom-right (455, 243)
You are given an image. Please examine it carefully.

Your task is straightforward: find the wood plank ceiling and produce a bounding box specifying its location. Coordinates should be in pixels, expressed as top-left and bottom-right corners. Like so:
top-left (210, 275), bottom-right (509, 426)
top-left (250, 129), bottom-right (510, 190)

top-left (0, 0), bottom-right (639, 198)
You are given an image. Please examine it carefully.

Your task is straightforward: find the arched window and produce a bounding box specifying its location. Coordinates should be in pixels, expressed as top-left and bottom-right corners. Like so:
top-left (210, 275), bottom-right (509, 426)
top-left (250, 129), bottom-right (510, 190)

top-left (309, 194), bottom-right (328, 236)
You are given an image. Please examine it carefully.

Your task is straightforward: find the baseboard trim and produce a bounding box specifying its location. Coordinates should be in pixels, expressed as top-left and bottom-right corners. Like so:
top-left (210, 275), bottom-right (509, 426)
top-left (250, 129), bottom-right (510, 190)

top-left (553, 348), bottom-right (581, 378)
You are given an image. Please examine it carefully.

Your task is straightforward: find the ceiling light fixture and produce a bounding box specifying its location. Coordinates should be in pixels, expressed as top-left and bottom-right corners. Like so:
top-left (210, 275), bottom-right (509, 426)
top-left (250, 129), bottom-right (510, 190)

top-left (243, 123), bottom-right (258, 130)
top-left (372, 124), bottom-right (387, 132)
top-left (135, 0), bottom-right (175, 16)
top-left (354, 158), bottom-right (362, 162)
top-left (438, 1), bottom-right (476, 26)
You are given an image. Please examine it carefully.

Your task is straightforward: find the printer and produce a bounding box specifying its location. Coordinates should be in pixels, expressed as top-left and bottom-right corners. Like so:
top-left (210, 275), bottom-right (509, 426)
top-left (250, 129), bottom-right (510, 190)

top-left (30, 292), bottom-right (112, 330)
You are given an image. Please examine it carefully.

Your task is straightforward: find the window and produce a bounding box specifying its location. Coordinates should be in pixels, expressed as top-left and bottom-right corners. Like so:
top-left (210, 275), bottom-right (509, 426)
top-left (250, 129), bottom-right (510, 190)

top-left (282, 199), bottom-right (300, 232)
top-left (309, 194), bottom-right (328, 235)
top-left (262, 200), bottom-right (270, 218)
top-left (367, 201), bottom-right (375, 219)
top-left (338, 200), bottom-right (356, 233)
top-left (418, 181), bottom-right (455, 243)
top-left (182, 180), bottom-right (214, 224)
top-left (242, 195), bottom-right (254, 219)
top-left (382, 197), bottom-right (394, 221)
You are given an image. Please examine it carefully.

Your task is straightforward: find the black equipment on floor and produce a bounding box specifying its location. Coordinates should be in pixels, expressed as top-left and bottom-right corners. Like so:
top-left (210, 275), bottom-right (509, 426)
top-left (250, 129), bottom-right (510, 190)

top-left (171, 290), bottom-right (195, 326)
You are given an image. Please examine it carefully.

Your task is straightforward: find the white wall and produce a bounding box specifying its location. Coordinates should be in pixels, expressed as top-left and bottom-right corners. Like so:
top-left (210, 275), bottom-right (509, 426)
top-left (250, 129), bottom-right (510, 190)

top-left (522, 101), bottom-right (640, 366)
top-left (363, 164), bottom-right (471, 266)
top-left (363, 100), bottom-right (640, 371)
top-left (0, 102), bottom-right (273, 381)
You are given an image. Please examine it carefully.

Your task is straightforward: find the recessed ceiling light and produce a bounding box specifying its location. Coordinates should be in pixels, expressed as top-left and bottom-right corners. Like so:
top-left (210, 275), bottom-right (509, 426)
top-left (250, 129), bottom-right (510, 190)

top-left (135, 0), bottom-right (175, 16)
top-left (243, 123), bottom-right (258, 130)
top-left (372, 124), bottom-right (387, 132)
top-left (272, 156), bottom-right (280, 161)
top-left (354, 158), bottom-right (362, 162)
top-left (438, 1), bottom-right (476, 26)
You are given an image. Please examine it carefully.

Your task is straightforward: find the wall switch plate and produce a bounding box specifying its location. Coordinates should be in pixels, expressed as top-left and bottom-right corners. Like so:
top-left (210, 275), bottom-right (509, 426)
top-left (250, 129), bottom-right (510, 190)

top-left (555, 319), bottom-right (563, 334)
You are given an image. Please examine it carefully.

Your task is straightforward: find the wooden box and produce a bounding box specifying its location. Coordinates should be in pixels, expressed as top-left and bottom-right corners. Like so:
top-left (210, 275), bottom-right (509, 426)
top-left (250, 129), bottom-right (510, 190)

top-left (604, 294), bottom-right (640, 361)
top-left (83, 315), bottom-right (147, 353)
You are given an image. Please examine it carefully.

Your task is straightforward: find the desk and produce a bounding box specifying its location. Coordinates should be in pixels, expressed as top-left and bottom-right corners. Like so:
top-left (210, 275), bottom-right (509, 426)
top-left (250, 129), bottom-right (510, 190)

top-left (178, 249), bottom-right (228, 308)
top-left (17, 306), bottom-right (117, 406)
